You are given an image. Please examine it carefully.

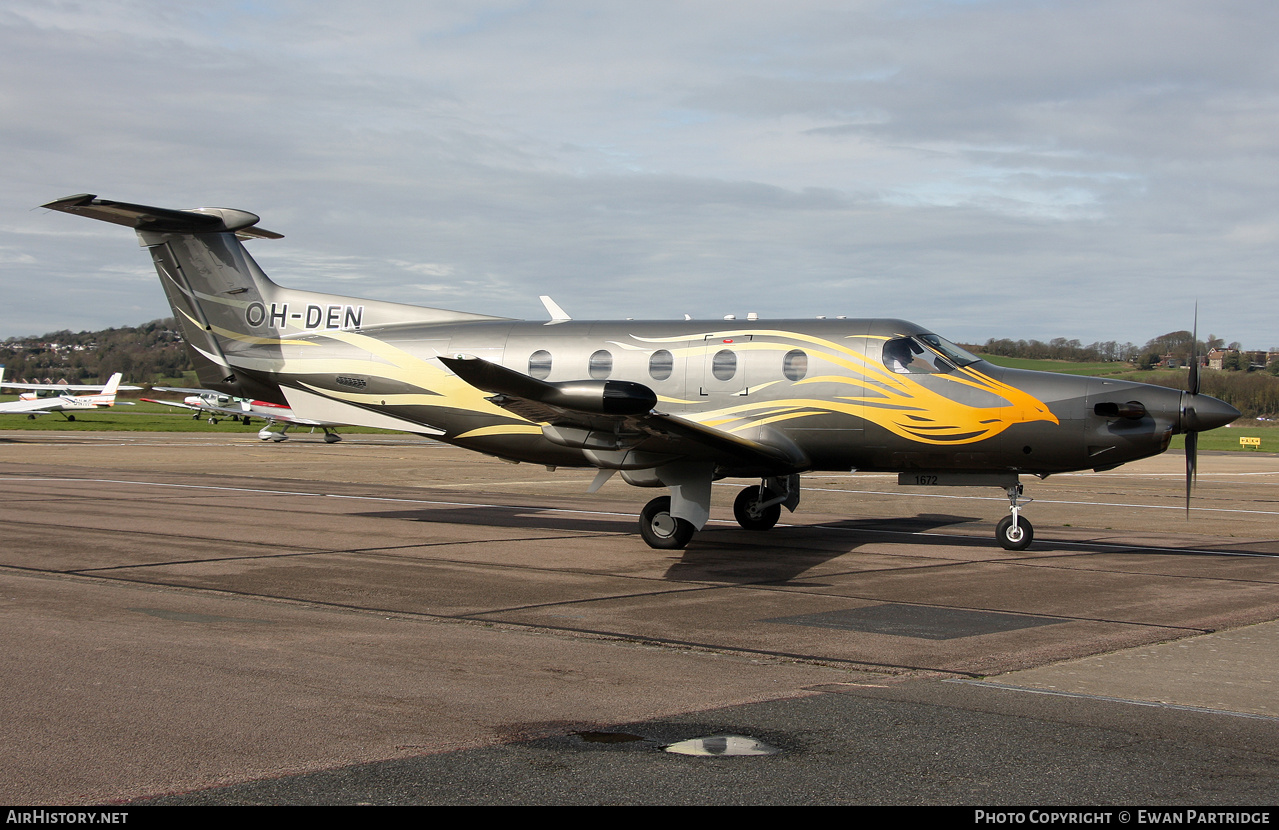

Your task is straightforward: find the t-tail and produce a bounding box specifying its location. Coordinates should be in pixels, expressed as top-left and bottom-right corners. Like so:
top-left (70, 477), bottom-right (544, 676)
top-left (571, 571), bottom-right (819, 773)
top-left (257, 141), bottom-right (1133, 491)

top-left (41, 194), bottom-right (506, 403)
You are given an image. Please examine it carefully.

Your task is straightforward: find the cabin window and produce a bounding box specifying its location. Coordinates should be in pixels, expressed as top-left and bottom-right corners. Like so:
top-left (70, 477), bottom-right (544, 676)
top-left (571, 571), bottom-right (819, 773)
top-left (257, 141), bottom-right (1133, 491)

top-left (783, 349), bottom-right (808, 381)
top-left (649, 349), bottom-right (674, 381)
top-left (589, 349), bottom-right (613, 379)
top-left (711, 349), bottom-right (737, 381)
top-left (528, 349), bottom-right (552, 379)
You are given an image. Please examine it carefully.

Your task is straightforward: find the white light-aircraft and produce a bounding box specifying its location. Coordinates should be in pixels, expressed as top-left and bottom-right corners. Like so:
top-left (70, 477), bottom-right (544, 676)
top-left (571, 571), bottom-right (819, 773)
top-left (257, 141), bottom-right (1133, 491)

top-left (143, 387), bottom-right (254, 422)
top-left (144, 387), bottom-right (343, 442)
top-left (0, 366), bottom-right (138, 420)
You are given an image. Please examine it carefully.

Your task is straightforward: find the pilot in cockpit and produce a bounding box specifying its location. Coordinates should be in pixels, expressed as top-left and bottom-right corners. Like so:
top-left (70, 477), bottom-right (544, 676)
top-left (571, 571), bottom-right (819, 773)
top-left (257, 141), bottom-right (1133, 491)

top-left (883, 338), bottom-right (917, 373)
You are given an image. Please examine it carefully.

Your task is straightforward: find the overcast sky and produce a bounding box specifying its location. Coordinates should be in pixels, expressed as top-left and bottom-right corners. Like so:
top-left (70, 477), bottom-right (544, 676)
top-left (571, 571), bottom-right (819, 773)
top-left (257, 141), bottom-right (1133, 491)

top-left (2, 1), bottom-right (1276, 349)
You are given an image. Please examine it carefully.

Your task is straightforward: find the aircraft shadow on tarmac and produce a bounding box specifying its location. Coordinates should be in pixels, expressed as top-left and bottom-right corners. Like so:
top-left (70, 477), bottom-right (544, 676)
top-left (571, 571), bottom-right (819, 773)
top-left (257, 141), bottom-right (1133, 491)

top-left (355, 505), bottom-right (983, 584)
top-left (356, 505), bottom-right (639, 534)
top-left (667, 513), bottom-right (982, 584)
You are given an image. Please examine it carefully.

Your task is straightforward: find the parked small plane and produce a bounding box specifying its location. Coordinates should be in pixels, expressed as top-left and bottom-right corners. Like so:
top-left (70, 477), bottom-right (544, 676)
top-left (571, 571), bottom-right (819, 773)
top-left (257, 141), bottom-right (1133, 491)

top-left (144, 387), bottom-right (344, 442)
top-left (144, 387), bottom-right (253, 422)
top-left (41, 194), bottom-right (1241, 550)
top-left (0, 367), bottom-right (138, 420)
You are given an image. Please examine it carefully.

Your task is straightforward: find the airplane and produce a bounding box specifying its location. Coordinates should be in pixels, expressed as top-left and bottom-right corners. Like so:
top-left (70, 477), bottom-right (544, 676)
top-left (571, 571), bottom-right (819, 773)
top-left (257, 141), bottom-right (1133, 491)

top-left (143, 387), bottom-right (255, 422)
top-left (0, 366), bottom-right (139, 420)
top-left (40, 194), bottom-right (1241, 551)
top-left (144, 387), bottom-right (345, 442)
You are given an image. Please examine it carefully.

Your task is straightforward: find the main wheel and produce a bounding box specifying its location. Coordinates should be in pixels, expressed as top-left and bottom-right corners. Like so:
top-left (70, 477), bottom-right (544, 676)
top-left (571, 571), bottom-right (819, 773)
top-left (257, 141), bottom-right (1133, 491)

top-left (639, 496), bottom-right (695, 550)
top-left (733, 485), bottom-right (781, 531)
top-left (66, 414), bottom-right (75, 422)
top-left (996, 515), bottom-right (1033, 551)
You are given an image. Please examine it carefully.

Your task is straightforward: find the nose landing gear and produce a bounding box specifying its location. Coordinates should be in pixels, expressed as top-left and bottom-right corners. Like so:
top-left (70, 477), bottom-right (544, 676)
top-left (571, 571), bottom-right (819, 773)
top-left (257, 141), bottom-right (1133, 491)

top-left (996, 482), bottom-right (1033, 550)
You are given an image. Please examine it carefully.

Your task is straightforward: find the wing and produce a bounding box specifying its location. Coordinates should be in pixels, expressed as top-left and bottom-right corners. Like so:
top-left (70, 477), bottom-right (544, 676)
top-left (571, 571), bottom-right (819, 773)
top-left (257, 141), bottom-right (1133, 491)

top-left (151, 386), bottom-right (224, 395)
top-left (142, 397), bottom-right (205, 412)
top-left (439, 355), bottom-right (809, 474)
top-left (246, 401), bottom-right (327, 427)
top-left (0, 397), bottom-right (67, 414)
top-left (0, 382), bottom-right (141, 391)
top-left (252, 411), bottom-right (326, 427)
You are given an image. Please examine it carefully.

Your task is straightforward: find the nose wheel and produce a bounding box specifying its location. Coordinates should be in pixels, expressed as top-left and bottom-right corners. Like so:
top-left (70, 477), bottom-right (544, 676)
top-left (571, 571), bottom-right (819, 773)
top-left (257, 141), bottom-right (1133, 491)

top-left (996, 483), bottom-right (1033, 550)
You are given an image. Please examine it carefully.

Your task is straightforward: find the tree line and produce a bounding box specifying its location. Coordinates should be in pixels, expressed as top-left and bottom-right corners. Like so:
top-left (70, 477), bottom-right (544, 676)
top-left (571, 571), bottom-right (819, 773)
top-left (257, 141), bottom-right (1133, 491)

top-left (978, 337), bottom-right (1142, 363)
top-left (980, 330), bottom-right (1273, 372)
top-left (0, 318), bottom-right (193, 384)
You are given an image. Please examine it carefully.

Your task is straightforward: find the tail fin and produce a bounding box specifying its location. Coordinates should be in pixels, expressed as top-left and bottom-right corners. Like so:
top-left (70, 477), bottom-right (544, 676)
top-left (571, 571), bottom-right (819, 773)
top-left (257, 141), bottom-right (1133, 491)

top-left (101, 373), bottom-right (122, 397)
top-left (41, 194), bottom-right (508, 399)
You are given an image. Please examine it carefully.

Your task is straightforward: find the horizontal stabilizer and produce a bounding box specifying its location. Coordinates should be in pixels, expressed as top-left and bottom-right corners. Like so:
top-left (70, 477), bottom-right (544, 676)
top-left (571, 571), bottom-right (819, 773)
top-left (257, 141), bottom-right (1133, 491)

top-left (41, 194), bottom-right (282, 238)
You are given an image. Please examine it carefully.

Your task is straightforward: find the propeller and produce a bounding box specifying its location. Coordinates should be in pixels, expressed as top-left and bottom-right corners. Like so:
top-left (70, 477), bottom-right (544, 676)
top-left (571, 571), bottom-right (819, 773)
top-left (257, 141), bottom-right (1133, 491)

top-left (1177, 306), bottom-right (1241, 516)
top-left (1183, 307), bottom-right (1199, 515)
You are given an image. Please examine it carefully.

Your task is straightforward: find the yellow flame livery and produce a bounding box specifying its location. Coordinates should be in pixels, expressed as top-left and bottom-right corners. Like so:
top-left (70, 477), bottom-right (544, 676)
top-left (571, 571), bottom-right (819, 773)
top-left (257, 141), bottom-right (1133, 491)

top-left (634, 330), bottom-right (1058, 445)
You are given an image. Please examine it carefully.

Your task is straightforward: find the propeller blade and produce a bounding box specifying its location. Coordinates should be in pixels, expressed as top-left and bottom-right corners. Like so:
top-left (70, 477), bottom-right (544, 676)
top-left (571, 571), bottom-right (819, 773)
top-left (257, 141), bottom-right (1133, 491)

top-left (1188, 304), bottom-right (1200, 397)
top-left (1184, 303), bottom-right (1200, 518)
top-left (1185, 430), bottom-right (1198, 517)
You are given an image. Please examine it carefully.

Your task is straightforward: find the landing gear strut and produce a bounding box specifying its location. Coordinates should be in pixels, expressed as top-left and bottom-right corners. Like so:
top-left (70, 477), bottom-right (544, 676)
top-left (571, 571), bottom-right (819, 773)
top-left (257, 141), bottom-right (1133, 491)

top-left (996, 482), bottom-right (1033, 550)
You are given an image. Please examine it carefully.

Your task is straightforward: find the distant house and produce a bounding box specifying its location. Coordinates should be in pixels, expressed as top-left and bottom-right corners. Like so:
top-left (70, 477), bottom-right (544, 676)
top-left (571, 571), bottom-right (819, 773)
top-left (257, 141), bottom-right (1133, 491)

top-left (1207, 349), bottom-right (1233, 370)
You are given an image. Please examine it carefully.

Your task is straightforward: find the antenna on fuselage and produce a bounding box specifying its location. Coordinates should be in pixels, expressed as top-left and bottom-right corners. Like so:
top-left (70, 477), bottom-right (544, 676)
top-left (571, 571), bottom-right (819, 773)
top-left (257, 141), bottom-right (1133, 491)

top-left (539, 295), bottom-right (571, 325)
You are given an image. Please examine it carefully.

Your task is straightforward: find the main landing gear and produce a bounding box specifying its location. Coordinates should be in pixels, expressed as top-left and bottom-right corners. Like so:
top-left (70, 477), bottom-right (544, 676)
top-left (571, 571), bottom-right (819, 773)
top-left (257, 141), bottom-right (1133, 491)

top-left (638, 475), bottom-right (800, 550)
top-left (732, 484), bottom-right (782, 531)
top-left (639, 496), bottom-right (695, 550)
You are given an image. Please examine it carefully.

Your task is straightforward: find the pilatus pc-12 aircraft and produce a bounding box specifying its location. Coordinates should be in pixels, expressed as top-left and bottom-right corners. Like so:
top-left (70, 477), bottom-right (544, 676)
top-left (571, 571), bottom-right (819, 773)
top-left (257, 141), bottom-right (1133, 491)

top-left (42, 194), bottom-right (1241, 551)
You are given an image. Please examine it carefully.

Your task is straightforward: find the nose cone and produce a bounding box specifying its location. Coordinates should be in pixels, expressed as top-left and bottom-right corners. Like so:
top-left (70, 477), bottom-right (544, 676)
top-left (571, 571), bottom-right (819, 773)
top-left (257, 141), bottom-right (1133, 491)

top-left (1185, 393), bottom-right (1241, 433)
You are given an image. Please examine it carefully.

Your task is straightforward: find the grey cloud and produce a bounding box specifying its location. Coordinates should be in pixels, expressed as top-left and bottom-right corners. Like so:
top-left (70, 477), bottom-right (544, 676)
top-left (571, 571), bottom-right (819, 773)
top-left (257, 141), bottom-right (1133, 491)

top-left (1, 0), bottom-right (1275, 350)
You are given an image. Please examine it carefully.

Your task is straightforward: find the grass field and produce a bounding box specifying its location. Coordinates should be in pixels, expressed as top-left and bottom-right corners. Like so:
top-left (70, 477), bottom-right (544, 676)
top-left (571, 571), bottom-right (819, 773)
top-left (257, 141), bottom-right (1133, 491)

top-left (0, 399), bottom-right (401, 434)
top-left (1170, 427), bottom-right (1279, 453)
top-left (977, 355), bottom-right (1135, 376)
